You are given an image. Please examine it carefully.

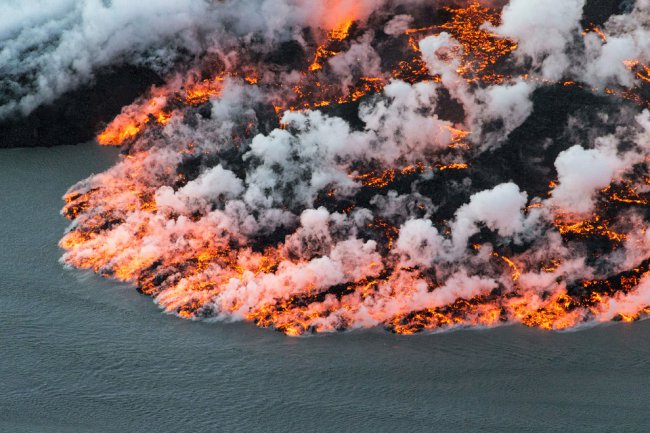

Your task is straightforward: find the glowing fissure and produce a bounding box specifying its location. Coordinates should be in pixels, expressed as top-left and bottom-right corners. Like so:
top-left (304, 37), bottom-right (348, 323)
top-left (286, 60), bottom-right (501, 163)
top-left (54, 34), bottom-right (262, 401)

top-left (59, 2), bottom-right (650, 335)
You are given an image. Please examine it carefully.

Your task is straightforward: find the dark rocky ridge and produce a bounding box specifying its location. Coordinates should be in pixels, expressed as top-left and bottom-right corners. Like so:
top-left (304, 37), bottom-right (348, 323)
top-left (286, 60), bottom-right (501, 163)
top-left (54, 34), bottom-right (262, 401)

top-left (0, 65), bottom-right (162, 148)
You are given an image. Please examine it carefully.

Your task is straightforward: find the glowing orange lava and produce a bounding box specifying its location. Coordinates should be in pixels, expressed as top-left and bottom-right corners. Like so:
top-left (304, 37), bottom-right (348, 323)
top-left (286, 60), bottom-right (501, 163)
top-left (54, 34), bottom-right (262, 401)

top-left (61, 2), bottom-right (650, 336)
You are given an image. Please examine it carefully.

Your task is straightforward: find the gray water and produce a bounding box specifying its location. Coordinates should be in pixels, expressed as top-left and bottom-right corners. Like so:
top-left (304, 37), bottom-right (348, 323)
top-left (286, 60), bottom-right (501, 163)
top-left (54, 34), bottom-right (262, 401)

top-left (1, 143), bottom-right (649, 433)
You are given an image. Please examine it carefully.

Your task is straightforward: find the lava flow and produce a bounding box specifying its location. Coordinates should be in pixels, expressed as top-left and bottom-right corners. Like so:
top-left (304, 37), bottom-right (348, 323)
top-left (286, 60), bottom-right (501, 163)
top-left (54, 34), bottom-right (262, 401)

top-left (60, 1), bottom-right (650, 335)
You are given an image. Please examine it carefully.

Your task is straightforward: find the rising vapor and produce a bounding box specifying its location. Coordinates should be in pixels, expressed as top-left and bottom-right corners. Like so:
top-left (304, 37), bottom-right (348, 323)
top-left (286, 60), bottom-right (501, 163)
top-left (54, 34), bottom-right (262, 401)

top-left (5, 0), bottom-right (649, 335)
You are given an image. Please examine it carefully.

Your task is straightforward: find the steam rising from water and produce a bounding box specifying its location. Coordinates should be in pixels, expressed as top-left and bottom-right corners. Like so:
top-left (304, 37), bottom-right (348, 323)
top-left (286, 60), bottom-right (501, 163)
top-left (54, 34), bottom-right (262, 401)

top-left (8, 0), bottom-right (650, 334)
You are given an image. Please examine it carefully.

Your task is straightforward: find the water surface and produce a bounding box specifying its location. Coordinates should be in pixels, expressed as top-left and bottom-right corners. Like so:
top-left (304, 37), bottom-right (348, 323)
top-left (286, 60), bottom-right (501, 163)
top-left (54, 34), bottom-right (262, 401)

top-left (1, 144), bottom-right (649, 433)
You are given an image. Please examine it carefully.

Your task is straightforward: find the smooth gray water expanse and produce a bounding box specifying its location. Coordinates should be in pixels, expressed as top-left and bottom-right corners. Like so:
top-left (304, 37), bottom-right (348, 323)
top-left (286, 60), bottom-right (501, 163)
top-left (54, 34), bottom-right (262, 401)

top-left (1, 143), bottom-right (649, 433)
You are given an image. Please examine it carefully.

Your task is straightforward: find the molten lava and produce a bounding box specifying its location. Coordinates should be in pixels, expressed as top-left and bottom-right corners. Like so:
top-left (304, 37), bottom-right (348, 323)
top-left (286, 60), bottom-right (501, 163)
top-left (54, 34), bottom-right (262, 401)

top-left (59, 2), bottom-right (650, 336)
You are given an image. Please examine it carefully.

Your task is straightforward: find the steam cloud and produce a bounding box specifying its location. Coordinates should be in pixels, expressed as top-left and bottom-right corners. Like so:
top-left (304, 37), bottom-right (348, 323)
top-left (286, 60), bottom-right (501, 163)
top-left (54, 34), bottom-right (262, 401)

top-left (6, 0), bottom-right (648, 334)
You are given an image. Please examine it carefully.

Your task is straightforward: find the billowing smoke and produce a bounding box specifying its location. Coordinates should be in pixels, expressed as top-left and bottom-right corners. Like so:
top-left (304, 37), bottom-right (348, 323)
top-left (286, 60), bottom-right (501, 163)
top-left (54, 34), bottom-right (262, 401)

top-left (0, 0), bottom-right (213, 117)
top-left (0, 0), bottom-right (396, 119)
top-left (489, 0), bottom-right (586, 80)
top-left (6, 0), bottom-right (648, 334)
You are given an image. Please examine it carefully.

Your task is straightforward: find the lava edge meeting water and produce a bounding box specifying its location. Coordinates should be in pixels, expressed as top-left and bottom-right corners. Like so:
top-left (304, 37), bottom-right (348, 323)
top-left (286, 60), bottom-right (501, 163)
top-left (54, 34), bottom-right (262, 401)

top-left (57, 1), bottom-right (650, 336)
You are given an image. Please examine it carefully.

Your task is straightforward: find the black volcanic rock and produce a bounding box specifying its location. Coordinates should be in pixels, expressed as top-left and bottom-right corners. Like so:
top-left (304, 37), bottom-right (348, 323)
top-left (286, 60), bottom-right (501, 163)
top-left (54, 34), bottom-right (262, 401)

top-left (470, 84), bottom-right (619, 199)
top-left (0, 65), bottom-right (163, 148)
top-left (583, 0), bottom-right (629, 26)
top-left (264, 40), bottom-right (307, 70)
